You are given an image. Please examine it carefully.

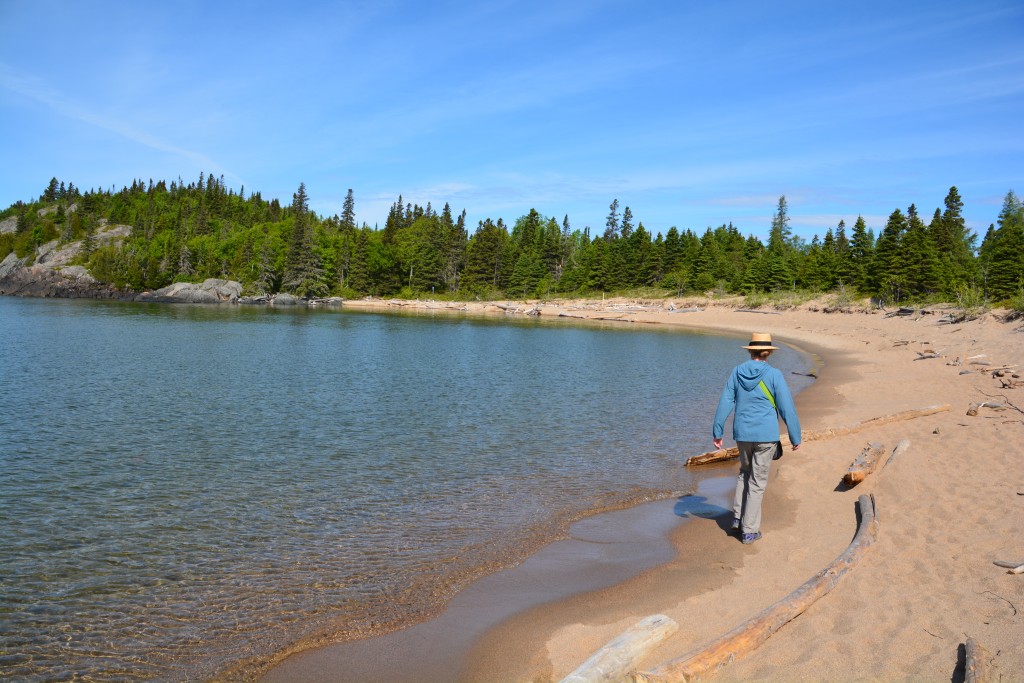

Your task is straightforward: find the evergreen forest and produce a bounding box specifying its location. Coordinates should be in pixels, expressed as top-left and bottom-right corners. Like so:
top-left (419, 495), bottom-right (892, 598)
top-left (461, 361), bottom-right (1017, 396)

top-left (2, 175), bottom-right (1022, 306)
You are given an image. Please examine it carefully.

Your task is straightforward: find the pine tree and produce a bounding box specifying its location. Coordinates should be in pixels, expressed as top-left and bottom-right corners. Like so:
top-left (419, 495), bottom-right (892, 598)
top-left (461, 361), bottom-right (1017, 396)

top-left (901, 204), bottom-right (940, 297)
top-left (983, 190), bottom-right (1024, 300)
top-left (833, 220), bottom-right (854, 288)
top-left (463, 219), bottom-right (505, 292)
top-left (341, 189), bottom-right (355, 229)
top-left (620, 206), bottom-right (634, 239)
top-left (872, 209), bottom-right (908, 302)
top-left (765, 196), bottom-right (794, 290)
top-left (604, 199), bottom-right (620, 240)
top-left (43, 177), bottom-right (60, 203)
top-left (347, 228), bottom-right (371, 293)
top-left (931, 186), bottom-right (977, 294)
top-left (848, 216), bottom-right (873, 292)
top-left (283, 182), bottom-right (325, 296)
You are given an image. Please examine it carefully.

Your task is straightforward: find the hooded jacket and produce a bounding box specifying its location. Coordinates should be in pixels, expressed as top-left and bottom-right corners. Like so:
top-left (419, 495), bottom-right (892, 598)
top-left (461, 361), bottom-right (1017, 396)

top-left (713, 359), bottom-right (801, 445)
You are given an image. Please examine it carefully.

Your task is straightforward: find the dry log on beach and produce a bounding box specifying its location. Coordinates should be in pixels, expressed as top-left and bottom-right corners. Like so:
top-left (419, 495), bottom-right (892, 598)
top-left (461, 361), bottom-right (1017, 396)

top-left (883, 439), bottom-right (911, 470)
top-left (631, 495), bottom-right (879, 683)
top-left (824, 404), bottom-right (950, 435)
top-left (965, 637), bottom-right (993, 682)
top-left (843, 442), bottom-right (886, 487)
top-left (966, 401), bottom-right (1005, 416)
top-left (685, 405), bottom-right (950, 466)
top-left (559, 615), bottom-right (679, 683)
top-left (993, 560), bottom-right (1024, 575)
top-left (735, 309), bottom-right (781, 315)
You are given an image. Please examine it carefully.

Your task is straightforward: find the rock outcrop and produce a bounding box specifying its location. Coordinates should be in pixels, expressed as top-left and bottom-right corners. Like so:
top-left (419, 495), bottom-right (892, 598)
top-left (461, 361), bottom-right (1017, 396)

top-left (135, 279), bottom-right (242, 304)
top-left (0, 252), bottom-right (128, 299)
top-left (2, 223), bottom-right (339, 308)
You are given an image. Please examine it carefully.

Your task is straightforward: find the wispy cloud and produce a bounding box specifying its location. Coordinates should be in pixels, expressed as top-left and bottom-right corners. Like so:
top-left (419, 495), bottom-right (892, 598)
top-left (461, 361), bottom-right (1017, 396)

top-left (0, 64), bottom-right (237, 183)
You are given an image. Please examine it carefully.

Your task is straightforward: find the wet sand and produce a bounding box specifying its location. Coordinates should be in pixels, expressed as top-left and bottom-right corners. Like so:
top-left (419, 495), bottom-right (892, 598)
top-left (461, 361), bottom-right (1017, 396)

top-left (261, 296), bottom-right (1024, 682)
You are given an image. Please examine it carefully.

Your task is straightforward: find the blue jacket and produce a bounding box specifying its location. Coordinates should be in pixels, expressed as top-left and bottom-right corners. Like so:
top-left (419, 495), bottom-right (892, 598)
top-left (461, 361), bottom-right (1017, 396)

top-left (713, 360), bottom-right (801, 445)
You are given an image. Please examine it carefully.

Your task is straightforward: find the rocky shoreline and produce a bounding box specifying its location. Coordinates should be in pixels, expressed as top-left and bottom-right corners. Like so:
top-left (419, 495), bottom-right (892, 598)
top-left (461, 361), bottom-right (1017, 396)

top-left (0, 227), bottom-right (343, 307)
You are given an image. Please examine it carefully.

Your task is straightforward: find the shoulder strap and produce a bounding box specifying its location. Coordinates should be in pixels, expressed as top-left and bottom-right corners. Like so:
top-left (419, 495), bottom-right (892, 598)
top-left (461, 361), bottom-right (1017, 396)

top-left (758, 380), bottom-right (777, 411)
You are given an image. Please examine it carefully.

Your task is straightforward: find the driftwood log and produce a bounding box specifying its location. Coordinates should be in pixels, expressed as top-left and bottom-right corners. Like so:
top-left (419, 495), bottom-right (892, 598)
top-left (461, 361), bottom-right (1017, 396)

top-left (631, 494), bottom-right (880, 683)
top-left (843, 442), bottom-right (886, 487)
top-left (883, 439), bottom-right (911, 470)
top-left (965, 637), bottom-right (993, 683)
top-left (687, 405), bottom-right (950, 466)
top-left (994, 560), bottom-right (1024, 575)
top-left (559, 615), bottom-right (679, 683)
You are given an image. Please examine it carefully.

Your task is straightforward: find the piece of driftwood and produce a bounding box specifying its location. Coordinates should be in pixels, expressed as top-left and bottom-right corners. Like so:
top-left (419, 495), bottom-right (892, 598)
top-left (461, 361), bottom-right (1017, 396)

top-left (843, 442), bottom-right (886, 486)
top-left (966, 402), bottom-right (1005, 416)
top-left (815, 403), bottom-right (950, 436)
top-left (686, 405), bottom-right (950, 466)
top-left (560, 615), bottom-right (679, 683)
top-left (994, 560), bottom-right (1024, 574)
top-left (735, 309), bottom-right (781, 315)
top-left (686, 446), bottom-right (742, 466)
top-left (631, 495), bottom-right (879, 683)
top-left (965, 637), bottom-right (993, 683)
top-left (883, 439), bottom-right (911, 470)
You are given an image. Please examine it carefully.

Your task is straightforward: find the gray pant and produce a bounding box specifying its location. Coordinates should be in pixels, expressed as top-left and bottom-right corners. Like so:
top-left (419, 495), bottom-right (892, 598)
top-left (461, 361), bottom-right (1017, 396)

top-left (733, 441), bottom-right (778, 534)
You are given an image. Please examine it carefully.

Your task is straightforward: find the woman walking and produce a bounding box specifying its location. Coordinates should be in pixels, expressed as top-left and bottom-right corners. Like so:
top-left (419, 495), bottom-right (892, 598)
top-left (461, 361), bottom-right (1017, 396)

top-left (712, 333), bottom-right (802, 544)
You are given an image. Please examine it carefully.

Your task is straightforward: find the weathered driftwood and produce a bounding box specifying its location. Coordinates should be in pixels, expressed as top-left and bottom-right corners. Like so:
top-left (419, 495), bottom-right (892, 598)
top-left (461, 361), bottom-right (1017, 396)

top-left (966, 401), bottom-right (1005, 416)
top-left (965, 637), bottom-right (993, 682)
top-left (735, 309), bottom-right (781, 315)
top-left (686, 446), bottom-right (742, 466)
top-left (994, 560), bottom-right (1024, 574)
top-left (883, 439), bottom-right (911, 470)
top-left (843, 442), bottom-right (886, 487)
top-left (631, 495), bottom-right (880, 683)
top-left (560, 615), bottom-right (679, 683)
top-left (815, 403), bottom-right (950, 436)
top-left (686, 405), bottom-right (950, 466)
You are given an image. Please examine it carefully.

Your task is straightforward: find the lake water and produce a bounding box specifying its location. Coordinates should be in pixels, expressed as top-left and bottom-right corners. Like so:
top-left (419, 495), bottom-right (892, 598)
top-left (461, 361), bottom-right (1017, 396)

top-left (0, 297), bottom-right (813, 681)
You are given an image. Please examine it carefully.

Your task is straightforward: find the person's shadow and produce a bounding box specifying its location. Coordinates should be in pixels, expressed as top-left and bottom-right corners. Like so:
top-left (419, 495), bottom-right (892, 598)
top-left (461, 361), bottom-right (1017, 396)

top-left (673, 495), bottom-right (733, 534)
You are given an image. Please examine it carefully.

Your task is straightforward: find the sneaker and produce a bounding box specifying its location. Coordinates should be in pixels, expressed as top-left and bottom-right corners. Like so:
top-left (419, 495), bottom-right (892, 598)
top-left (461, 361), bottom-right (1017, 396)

top-left (730, 517), bottom-right (741, 533)
top-left (741, 531), bottom-right (762, 545)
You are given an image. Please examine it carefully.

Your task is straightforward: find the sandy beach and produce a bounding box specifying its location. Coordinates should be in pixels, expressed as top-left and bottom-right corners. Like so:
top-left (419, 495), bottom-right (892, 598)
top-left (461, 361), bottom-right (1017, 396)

top-left (263, 296), bottom-right (1024, 682)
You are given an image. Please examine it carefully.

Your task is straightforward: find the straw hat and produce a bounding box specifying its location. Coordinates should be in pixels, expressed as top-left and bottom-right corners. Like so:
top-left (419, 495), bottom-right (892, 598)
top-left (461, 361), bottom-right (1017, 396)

top-left (743, 332), bottom-right (779, 351)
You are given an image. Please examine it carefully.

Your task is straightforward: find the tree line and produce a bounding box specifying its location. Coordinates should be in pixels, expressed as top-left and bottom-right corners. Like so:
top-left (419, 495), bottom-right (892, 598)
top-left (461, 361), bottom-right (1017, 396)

top-left (2, 175), bottom-right (1022, 304)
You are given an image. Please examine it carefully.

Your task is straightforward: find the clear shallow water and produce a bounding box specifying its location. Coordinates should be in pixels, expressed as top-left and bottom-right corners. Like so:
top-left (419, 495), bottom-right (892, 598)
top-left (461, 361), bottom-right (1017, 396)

top-left (0, 297), bottom-right (812, 681)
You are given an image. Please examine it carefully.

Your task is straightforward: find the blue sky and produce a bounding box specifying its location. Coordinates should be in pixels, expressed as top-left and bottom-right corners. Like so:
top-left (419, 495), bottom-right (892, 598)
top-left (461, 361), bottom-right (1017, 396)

top-left (1, 1), bottom-right (1022, 242)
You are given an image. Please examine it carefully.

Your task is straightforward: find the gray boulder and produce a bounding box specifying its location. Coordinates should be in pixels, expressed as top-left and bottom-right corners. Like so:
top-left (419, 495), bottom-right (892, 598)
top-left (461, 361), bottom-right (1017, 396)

top-left (135, 279), bottom-right (242, 304)
top-left (271, 292), bottom-right (299, 306)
